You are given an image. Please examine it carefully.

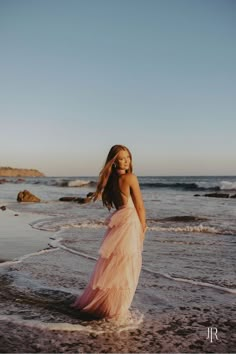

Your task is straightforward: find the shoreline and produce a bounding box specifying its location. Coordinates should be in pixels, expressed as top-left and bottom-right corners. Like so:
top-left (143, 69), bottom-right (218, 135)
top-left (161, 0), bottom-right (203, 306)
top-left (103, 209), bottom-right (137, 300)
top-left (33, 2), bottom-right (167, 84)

top-left (0, 184), bottom-right (236, 352)
top-left (0, 247), bottom-right (235, 353)
top-left (0, 239), bottom-right (235, 353)
top-left (0, 206), bottom-right (54, 263)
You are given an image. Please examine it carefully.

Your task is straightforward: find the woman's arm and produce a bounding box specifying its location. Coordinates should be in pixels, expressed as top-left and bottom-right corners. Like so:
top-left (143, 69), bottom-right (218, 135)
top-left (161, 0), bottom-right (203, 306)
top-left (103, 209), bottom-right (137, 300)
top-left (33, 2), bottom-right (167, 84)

top-left (124, 174), bottom-right (146, 233)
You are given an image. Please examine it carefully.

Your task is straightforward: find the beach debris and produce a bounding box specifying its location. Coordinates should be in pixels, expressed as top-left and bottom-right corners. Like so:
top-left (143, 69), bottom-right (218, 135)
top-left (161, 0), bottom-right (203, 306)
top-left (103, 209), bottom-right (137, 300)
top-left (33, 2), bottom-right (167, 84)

top-left (17, 190), bottom-right (41, 202)
top-left (0, 205), bottom-right (6, 211)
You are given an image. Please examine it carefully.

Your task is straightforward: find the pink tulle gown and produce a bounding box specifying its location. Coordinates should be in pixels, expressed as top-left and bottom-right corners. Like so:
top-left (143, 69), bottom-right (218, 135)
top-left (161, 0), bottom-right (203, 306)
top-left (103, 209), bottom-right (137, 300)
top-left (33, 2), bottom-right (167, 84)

top-left (71, 196), bottom-right (144, 319)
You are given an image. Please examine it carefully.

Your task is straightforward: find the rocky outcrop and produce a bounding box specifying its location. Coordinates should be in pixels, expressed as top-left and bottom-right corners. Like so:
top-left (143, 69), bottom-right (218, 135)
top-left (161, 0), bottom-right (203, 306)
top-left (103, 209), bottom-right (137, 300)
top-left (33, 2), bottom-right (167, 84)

top-left (0, 167), bottom-right (44, 177)
top-left (17, 190), bottom-right (41, 202)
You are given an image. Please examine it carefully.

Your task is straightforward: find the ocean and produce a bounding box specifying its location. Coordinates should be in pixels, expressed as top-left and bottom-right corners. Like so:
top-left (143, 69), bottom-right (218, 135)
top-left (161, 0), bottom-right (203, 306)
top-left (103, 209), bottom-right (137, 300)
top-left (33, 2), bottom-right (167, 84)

top-left (0, 175), bottom-right (236, 352)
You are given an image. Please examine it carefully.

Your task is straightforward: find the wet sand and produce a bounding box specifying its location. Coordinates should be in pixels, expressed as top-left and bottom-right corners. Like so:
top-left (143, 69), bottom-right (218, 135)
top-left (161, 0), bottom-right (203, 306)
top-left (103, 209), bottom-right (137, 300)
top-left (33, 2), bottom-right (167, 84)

top-left (0, 209), bottom-right (235, 353)
top-left (0, 207), bottom-right (53, 261)
top-left (0, 284), bottom-right (235, 353)
top-left (0, 250), bottom-right (235, 353)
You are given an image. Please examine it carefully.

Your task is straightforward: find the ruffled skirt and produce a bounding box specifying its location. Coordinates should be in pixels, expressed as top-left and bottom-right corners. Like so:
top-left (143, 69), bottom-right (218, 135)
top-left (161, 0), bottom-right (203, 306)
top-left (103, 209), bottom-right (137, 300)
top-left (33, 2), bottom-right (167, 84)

top-left (71, 202), bottom-right (143, 319)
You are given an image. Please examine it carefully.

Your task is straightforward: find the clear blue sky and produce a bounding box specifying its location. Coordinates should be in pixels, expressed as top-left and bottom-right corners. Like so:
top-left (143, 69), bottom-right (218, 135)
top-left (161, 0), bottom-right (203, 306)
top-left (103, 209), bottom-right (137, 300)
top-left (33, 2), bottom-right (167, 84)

top-left (0, 0), bottom-right (235, 176)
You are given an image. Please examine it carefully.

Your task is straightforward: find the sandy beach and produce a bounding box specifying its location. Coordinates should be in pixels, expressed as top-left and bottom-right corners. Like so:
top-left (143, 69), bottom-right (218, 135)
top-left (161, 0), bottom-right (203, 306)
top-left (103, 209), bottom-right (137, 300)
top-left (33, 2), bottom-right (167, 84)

top-left (0, 216), bottom-right (235, 353)
top-left (0, 177), bottom-right (236, 353)
top-left (0, 255), bottom-right (235, 354)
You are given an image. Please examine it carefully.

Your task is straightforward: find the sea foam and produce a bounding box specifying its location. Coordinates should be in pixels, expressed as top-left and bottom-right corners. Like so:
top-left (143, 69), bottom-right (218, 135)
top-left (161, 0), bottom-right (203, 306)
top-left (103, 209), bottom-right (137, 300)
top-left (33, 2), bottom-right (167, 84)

top-left (68, 179), bottom-right (93, 187)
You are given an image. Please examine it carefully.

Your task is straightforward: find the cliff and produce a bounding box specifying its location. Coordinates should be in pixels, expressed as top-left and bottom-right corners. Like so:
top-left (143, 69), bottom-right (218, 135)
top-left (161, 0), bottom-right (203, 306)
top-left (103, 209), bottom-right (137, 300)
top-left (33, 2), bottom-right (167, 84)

top-left (0, 167), bottom-right (45, 177)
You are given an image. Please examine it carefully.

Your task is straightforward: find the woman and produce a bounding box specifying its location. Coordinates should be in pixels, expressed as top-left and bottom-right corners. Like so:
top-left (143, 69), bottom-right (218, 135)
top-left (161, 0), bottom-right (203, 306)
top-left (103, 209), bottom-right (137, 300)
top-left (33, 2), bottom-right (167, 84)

top-left (71, 144), bottom-right (146, 319)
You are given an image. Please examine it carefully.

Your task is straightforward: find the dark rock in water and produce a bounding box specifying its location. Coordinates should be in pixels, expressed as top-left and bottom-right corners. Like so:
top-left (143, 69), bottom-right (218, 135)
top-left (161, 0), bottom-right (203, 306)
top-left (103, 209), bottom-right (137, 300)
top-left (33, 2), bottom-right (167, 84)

top-left (59, 196), bottom-right (90, 203)
top-left (160, 215), bottom-right (208, 222)
top-left (15, 178), bottom-right (25, 183)
top-left (0, 179), bottom-right (8, 184)
top-left (194, 194), bottom-right (201, 197)
top-left (204, 193), bottom-right (229, 198)
top-left (75, 192), bottom-right (95, 204)
top-left (86, 192), bottom-right (95, 198)
top-left (17, 190), bottom-right (41, 202)
top-left (75, 197), bottom-right (89, 204)
top-left (59, 197), bottom-right (77, 202)
top-left (0, 206), bottom-right (6, 211)
top-left (59, 192), bottom-right (95, 204)
top-left (230, 194), bottom-right (236, 198)
top-left (59, 196), bottom-right (91, 204)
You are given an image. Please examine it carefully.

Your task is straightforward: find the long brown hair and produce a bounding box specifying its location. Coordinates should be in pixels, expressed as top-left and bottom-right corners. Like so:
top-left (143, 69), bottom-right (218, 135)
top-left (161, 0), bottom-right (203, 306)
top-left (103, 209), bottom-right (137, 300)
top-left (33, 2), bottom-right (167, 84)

top-left (93, 145), bottom-right (133, 210)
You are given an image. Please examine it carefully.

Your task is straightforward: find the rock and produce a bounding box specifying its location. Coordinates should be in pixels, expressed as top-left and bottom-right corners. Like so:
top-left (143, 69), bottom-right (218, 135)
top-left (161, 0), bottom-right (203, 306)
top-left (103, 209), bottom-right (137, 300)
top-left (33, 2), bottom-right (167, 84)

top-left (0, 206), bottom-right (6, 211)
top-left (59, 192), bottom-right (94, 204)
top-left (75, 197), bottom-right (90, 204)
top-left (59, 196), bottom-right (89, 204)
top-left (15, 178), bottom-right (25, 183)
top-left (86, 192), bottom-right (94, 198)
top-left (0, 179), bottom-right (8, 184)
top-left (230, 194), bottom-right (236, 198)
top-left (194, 194), bottom-right (200, 197)
top-left (59, 197), bottom-right (77, 202)
top-left (160, 215), bottom-right (208, 222)
top-left (17, 190), bottom-right (40, 202)
top-left (204, 193), bottom-right (229, 198)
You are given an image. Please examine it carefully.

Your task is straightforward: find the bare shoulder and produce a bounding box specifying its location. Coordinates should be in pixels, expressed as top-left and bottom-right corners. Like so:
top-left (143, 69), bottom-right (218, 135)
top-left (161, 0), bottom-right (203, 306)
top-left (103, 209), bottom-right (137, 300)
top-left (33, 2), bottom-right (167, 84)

top-left (120, 173), bottom-right (139, 185)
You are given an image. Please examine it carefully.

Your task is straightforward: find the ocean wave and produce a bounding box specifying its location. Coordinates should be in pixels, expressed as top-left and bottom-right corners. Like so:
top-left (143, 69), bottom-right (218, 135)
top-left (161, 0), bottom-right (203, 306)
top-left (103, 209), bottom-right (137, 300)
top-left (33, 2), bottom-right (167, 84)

top-left (148, 224), bottom-right (221, 234)
top-left (220, 181), bottom-right (236, 190)
top-left (140, 182), bottom-right (219, 191)
top-left (30, 217), bottom-right (105, 233)
top-left (54, 179), bottom-right (96, 188)
top-left (140, 180), bottom-right (236, 191)
top-left (67, 179), bottom-right (95, 187)
top-left (32, 218), bottom-right (215, 235)
top-left (2, 177), bottom-right (236, 191)
top-left (30, 216), bottom-right (236, 236)
top-left (0, 177), bottom-right (96, 188)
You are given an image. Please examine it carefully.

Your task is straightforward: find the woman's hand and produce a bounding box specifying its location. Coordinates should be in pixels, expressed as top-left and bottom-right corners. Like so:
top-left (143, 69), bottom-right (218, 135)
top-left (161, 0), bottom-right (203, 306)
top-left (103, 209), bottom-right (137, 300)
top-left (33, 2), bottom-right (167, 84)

top-left (142, 224), bottom-right (147, 233)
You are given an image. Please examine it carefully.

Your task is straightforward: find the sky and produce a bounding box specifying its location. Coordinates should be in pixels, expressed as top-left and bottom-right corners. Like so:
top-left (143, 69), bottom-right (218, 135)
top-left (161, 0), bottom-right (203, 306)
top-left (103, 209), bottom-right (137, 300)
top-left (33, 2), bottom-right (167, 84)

top-left (0, 0), bottom-right (235, 176)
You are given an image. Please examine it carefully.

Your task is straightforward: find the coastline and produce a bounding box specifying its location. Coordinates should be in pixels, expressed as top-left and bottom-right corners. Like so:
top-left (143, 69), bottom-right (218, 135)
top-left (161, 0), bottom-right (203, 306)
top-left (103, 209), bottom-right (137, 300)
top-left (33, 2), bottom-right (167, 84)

top-left (0, 225), bottom-right (235, 353)
top-left (0, 246), bottom-right (235, 353)
top-left (0, 176), bottom-right (236, 353)
top-left (0, 207), bottom-right (53, 262)
top-left (0, 167), bottom-right (44, 177)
